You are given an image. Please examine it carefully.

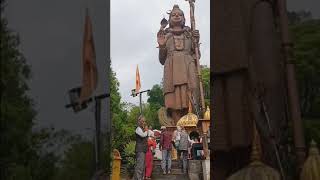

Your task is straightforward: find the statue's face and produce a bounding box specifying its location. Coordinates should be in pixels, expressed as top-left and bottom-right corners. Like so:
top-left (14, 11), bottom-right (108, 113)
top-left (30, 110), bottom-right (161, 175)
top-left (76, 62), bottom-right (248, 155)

top-left (170, 9), bottom-right (184, 26)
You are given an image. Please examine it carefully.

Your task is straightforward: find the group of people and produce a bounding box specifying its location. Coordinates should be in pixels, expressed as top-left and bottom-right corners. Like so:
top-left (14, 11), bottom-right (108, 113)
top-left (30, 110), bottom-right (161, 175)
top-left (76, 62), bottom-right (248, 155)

top-left (160, 125), bottom-right (191, 175)
top-left (133, 115), bottom-right (200, 180)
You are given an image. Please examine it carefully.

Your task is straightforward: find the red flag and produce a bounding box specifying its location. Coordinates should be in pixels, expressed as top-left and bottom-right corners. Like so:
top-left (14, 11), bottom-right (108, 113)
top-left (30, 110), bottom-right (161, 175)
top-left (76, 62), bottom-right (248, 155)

top-left (79, 9), bottom-right (98, 104)
top-left (136, 65), bottom-right (141, 94)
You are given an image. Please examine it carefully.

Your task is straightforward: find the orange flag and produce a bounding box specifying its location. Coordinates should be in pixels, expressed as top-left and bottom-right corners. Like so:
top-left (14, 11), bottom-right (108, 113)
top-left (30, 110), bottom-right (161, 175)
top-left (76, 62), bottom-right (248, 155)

top-left (136, 65), bottom-right (141, 94)
top-left (79, 9), bottom-right (98, 104)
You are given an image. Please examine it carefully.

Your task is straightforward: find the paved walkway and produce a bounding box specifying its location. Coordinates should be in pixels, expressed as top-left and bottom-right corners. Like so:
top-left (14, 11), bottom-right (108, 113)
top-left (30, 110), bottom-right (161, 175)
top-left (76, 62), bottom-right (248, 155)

top-left (151, 160), bottom-right (190, 180)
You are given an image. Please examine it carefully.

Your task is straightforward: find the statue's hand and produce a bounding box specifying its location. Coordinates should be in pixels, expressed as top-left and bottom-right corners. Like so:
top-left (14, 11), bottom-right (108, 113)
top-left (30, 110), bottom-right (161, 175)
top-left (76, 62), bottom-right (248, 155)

top-left (157, 30), bottom-right (167, 47)
top-left (192, 30), bottom-right (200, 42)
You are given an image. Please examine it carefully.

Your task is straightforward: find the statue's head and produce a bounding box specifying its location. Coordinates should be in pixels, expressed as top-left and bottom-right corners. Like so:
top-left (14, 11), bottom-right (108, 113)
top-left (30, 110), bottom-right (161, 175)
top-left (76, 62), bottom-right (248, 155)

top-left (168, 5), bottom-right (185, 28)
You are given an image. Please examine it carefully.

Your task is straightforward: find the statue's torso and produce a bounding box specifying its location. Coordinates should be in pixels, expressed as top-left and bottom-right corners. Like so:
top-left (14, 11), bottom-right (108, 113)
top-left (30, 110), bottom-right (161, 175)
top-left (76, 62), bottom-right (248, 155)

top-left (165, 32), bottom-right (193, 54)
top-left (163, 30), bottom-right (198, 94)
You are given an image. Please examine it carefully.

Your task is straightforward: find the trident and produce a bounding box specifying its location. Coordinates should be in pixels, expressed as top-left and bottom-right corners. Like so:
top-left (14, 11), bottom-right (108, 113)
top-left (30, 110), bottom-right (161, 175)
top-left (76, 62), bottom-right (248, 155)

top-left (185, 0), bottom-right (206, 116)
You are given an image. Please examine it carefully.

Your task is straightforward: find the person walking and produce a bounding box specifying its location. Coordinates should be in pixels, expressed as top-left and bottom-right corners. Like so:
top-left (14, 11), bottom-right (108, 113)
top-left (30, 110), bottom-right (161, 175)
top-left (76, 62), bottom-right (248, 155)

top-left (145, 133), bottom-right (157, 179)
top-left (133, 115), bottom-right (149, 180)
top-left (159, 126), bottom-right (172, 175)
top-left (178, 126), bottom-right (189, 174)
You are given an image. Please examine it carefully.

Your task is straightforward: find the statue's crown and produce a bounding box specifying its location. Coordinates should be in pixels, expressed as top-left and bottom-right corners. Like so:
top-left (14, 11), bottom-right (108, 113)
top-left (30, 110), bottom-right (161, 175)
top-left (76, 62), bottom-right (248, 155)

top-left (173, 4), bottom-right (180, 10)
top-left (167, 4), bottom-right (182, 15)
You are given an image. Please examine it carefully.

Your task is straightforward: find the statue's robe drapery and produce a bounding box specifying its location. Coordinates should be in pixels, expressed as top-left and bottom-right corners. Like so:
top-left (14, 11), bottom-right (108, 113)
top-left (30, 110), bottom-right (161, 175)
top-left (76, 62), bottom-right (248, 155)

top-left (159, 27), bottom-right (200, 111)
top-left (212, 0), bottom-right (288, 178)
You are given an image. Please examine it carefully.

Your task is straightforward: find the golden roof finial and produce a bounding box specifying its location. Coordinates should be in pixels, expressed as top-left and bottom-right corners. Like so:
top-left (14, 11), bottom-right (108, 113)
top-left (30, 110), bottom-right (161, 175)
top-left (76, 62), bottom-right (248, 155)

top-left (204, 106), bottom-right (210, 120)
top-left (177, 98), bottom-right (198, 127)
top-left (309, 139), bottom-right (319, 156)
top-left (250, 122), bottom-right (262, 164)
top-left (300, 140), bottom-right (320, 180)
top-left (226, 121), bottom-right (281, 180)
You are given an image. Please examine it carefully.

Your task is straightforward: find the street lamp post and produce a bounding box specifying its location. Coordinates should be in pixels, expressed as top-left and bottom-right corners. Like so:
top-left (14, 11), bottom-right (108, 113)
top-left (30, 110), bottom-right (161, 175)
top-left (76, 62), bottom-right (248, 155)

top-left (65, 91), bottom-right (109, 172)
top-left (131, 89), bottom-right (150, 114)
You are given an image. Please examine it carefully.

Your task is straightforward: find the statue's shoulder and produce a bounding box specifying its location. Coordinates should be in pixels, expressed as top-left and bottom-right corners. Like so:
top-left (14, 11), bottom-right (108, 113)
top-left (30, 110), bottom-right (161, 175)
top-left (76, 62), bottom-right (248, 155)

top-left (183, 26), bottom-right (191, 32)
top-left (164, 28), bottom-right (174, 38)
top-left (183, 26), bottom-right (192, 38)
top-left (164, 28), bottom-right (172, 34)
top-left (164, 28), bottom-right (170, 33)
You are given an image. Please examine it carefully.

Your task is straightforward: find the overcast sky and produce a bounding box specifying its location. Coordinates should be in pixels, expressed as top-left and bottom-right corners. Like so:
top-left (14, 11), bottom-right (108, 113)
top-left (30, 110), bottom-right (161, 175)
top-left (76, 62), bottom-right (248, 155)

top-left (111, 0), bottom-right (210, 105)
top-left (110, 0), bottom-right (320, 106)
top-left (3, 0), bottom-right (319, 132)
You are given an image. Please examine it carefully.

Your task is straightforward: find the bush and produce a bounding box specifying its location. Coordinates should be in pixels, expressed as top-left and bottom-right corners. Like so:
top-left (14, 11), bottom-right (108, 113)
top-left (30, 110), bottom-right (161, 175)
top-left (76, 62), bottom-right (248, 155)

top-left (123, 141), bottom-right (136, 171)
top-left (304, 119), bottom-right (320, 149)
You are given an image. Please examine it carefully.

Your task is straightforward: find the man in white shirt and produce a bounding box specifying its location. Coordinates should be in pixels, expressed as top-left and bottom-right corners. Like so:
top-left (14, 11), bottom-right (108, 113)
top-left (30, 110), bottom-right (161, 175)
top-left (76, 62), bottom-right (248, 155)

top-left (133, 115), bottom-right (149, 180)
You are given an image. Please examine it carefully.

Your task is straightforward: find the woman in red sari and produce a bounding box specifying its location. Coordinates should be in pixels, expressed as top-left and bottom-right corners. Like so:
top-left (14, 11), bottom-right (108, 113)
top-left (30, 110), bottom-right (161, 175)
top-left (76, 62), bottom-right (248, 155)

top-left (145, 132), bottom-right (157, 179)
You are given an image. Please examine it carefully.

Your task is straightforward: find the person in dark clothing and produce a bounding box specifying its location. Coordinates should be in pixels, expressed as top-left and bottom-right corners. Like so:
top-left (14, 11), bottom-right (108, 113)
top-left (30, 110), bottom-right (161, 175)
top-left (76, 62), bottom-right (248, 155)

top-left (133, 115), bottom-right (149, 180)
top-left (160, 126), bottom-right (172, 174)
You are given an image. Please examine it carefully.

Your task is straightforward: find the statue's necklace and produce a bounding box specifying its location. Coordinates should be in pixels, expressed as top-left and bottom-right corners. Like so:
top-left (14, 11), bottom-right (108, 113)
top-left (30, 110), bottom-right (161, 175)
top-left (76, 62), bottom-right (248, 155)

top-left (173, 34), bottom-right (185, 51)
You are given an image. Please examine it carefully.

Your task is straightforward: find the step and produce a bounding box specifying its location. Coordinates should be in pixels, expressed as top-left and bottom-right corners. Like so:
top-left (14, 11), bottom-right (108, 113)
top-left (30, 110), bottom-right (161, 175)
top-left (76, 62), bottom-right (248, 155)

top-left (153, 160), bottom-right (203, 180)
top-left (153, 159), bottom-right (182, 169)
top-left (150, 174), bottom-right (190, 180)
top-left (153, 160), bottom-right (184, 175)
top-left (152, 167), bottom-right (185, 175)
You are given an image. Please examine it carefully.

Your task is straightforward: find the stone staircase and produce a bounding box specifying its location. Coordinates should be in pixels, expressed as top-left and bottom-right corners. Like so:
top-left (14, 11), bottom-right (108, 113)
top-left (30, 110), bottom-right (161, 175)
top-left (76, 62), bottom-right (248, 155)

top-left (151, 159), bottom-right (190, 180)
top-left (120, 159), bottom-right (203, 180)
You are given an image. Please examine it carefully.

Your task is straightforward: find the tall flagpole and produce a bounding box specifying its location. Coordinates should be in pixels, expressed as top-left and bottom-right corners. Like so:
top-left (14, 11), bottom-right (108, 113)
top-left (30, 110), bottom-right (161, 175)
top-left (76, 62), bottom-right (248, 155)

top-left (186, 0), bottom-right (206, 116)
top-left (139, 93), bottom-right (142, 114)
top-left (131, 89), bottom-right (150, 115)
top-left (65, 2), bottom-right (112, 178)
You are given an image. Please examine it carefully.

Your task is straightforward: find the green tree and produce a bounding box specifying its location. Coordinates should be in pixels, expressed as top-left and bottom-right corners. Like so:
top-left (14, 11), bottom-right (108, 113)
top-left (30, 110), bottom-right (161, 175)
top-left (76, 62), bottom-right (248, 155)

top-left (1, 1), bottom-right (38, 178)
top-left (145, 84), bottom-right (164, 129)
top-left (123, 141), bottom-right (136, 177)
top-left (54, 140), bottom-right (95, 180)
top-left (290, 16), bottom-right (320, 150)
top-left (147, 84), bottom-right (164, 107)
top-left (126, 104), bottom-right (141, 134)
top-left (201, 65), bottom-right (210, 107)
top-left (288, 11), bottom-right (320, 156)
top-left (290, 18), bottom-right (320, 117)
top-left (0, 2), bottom-right (72, 179)
top-left (110, 68), bottom-right (135, 153)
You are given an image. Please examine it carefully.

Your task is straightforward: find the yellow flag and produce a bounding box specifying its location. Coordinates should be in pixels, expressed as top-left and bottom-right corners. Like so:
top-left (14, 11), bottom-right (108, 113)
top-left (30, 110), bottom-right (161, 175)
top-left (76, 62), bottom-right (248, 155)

top-left (136, 65), bottom-right (141, 94)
